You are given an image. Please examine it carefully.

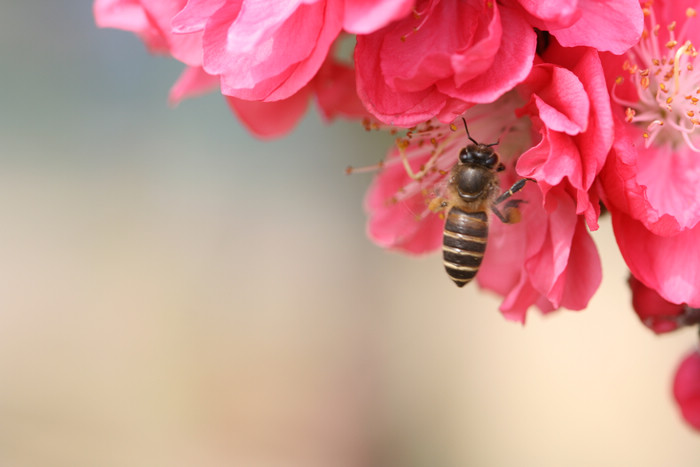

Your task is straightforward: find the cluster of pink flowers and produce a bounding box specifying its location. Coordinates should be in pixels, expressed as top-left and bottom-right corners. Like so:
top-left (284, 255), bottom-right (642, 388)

top-left (95, 0), bottom-right (700, 431)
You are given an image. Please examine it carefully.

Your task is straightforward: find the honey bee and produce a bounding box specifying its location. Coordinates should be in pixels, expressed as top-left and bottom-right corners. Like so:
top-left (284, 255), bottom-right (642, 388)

top-left (438, 119), bottom-right (534, 287)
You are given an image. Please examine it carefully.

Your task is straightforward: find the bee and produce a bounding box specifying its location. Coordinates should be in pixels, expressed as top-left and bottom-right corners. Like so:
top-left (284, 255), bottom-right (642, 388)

top-left (439, 119), bottom-right (534, 287)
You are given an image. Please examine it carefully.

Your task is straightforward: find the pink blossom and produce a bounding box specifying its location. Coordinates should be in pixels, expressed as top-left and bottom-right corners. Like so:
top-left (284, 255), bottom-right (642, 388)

top-left (515, 0), bottom-right (644, 54)
top-left (354, 0), bottom-right (537, 126)
top-left (599, 2), bottom-right (700, 307)
top-left (363, 90), bottom-right (601, 322)
top-left (516, 41), bottom-right (613, 229)
top-left (673, 350), bottom-right (700, 431)
top-left (96, 0), bottom-right (381, 138)
top-left (172, 0), bottom-right (412, 102)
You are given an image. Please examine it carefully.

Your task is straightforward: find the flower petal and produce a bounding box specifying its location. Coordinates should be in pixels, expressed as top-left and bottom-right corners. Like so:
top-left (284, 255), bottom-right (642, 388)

top-left (168, 65), bottom-right (219, 105)
top-left (611, 209), bottom-right (700, 308)
top-left (343, 0), bottom-right (414, 34)
top-left (550, 0), bottom-right (643, 54)
top-left (673, 351), bottom-right (700, 431)
top-left (204, 0), bottom-right (342, 101)
top-left (225, 86), bottom-right (311, 139)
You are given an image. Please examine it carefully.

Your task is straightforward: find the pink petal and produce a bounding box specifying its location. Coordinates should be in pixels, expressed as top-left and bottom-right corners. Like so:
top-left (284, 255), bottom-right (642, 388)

top-left (379, 1), bottom-right (500, 93)
top-left (478, 179), bottom-right (600, 321)
top-left (355, 32), bottom-right (449, 125)
top-left (611, 210), bottom-right (700, 308)
top-left (628, 275), bottom-right (686, 334)
top-left (94, 0), bottom-right (170, 53)
top-left (636, 143), bottom-right (700, 232)
top-left (204, 0), bottom-right (343, 101)
top-left (225, 86), bottom-right (311, 139)
top-left (519, 63), bottom-right (590, 135)
top-left (550, 0), bottom-right (643, 54)
top-left (343, 0), bottom-right (414, 34)
top-left (314, 60), bottom-right (370, 120)
top-left (523, 187), bottom-right (578, 309)
top-left (557, 217), bottom-right (601, 310)
top-left (673, 351), bottom-right (700, 431)
top-left (171, 0), bottom-right (225, 34)
top-left (515, 0), bottom-right (579, 28)
top-left (168, 66), bottom-right (219, 105)
top-left (364, 148), bottom-right (445, 254)
top-left (354, 0), bottom-right (535, 125)
top-left (600, 117), bottom-right (694, 237)
top-left (517, 45), bottom-right (613, 229)
top-left (438, 3), bottom-right (536, 104)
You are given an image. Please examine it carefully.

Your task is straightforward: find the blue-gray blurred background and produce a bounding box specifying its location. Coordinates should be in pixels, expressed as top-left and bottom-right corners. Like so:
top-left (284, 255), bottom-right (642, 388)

top-left (0, 2), bottom-right (697, 466)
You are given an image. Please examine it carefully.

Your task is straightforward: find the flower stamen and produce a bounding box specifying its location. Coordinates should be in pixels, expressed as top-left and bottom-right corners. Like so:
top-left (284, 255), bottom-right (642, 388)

top-left (613, 4), bottom-right (700, 151)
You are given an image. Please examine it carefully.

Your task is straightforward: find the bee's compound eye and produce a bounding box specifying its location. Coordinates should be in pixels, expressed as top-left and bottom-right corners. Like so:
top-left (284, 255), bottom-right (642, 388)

top-left (459, 148), bottom-right (474, 164)
top-left (485, 154), bottom-right (499, 168)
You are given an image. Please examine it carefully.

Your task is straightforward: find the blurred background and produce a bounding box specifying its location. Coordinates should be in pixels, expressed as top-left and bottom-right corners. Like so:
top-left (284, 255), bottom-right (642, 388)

top-left (0, 2), bottom-right (697, 466)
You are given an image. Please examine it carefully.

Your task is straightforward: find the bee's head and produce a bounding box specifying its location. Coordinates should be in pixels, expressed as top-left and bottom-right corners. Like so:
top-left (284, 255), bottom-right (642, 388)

top-left (458, 144), bottom-right (499, 169)
top-left (457, 117), bottom-right (500, 169)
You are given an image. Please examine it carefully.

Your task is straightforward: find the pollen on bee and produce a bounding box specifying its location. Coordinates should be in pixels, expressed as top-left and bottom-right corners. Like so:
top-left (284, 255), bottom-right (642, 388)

top-left (505, 206), bottom-right (522, 224)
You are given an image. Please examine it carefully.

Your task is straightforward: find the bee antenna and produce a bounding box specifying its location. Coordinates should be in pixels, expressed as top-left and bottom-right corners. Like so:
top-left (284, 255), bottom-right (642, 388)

top-left (461, 117), bottom-right (479, 145)
top-left (486, 140), bottom-right (499, 147)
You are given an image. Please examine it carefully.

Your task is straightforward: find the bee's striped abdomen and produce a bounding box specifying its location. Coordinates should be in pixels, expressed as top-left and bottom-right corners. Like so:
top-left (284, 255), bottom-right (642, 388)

top-left (443, 207), bottom-right (488, 287)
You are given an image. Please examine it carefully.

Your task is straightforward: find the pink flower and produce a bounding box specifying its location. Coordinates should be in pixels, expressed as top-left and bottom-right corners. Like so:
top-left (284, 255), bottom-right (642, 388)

top-left (355, 0), bottom-right (537, 126)
top-left (599, 2), bottom-right (700, 307)
top-left (95, 0), bottom-right (410, 137)
top-left (363, 87), bottom-right (602, 322)
top-left (172, 0), bottom-right (412, 101)
top-left (516, 41), bottom-right (613, 229)
top-left (628, 274), bottom-right (700, 334)
top-left (673, 350), bottom-right (700, 431)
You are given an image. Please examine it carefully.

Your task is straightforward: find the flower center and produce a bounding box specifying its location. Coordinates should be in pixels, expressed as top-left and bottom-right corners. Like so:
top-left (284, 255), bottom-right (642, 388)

top-left (614, 6), bottom-right (700, 151)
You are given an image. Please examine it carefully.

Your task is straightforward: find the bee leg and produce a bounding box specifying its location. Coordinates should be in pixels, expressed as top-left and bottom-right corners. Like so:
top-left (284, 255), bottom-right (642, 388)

top-left (493, 200), bottom-right (526, 224)
top-left (492, 178), bottom-right (535, 224)
top-left (494, 178), bottom-right (536, 206)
